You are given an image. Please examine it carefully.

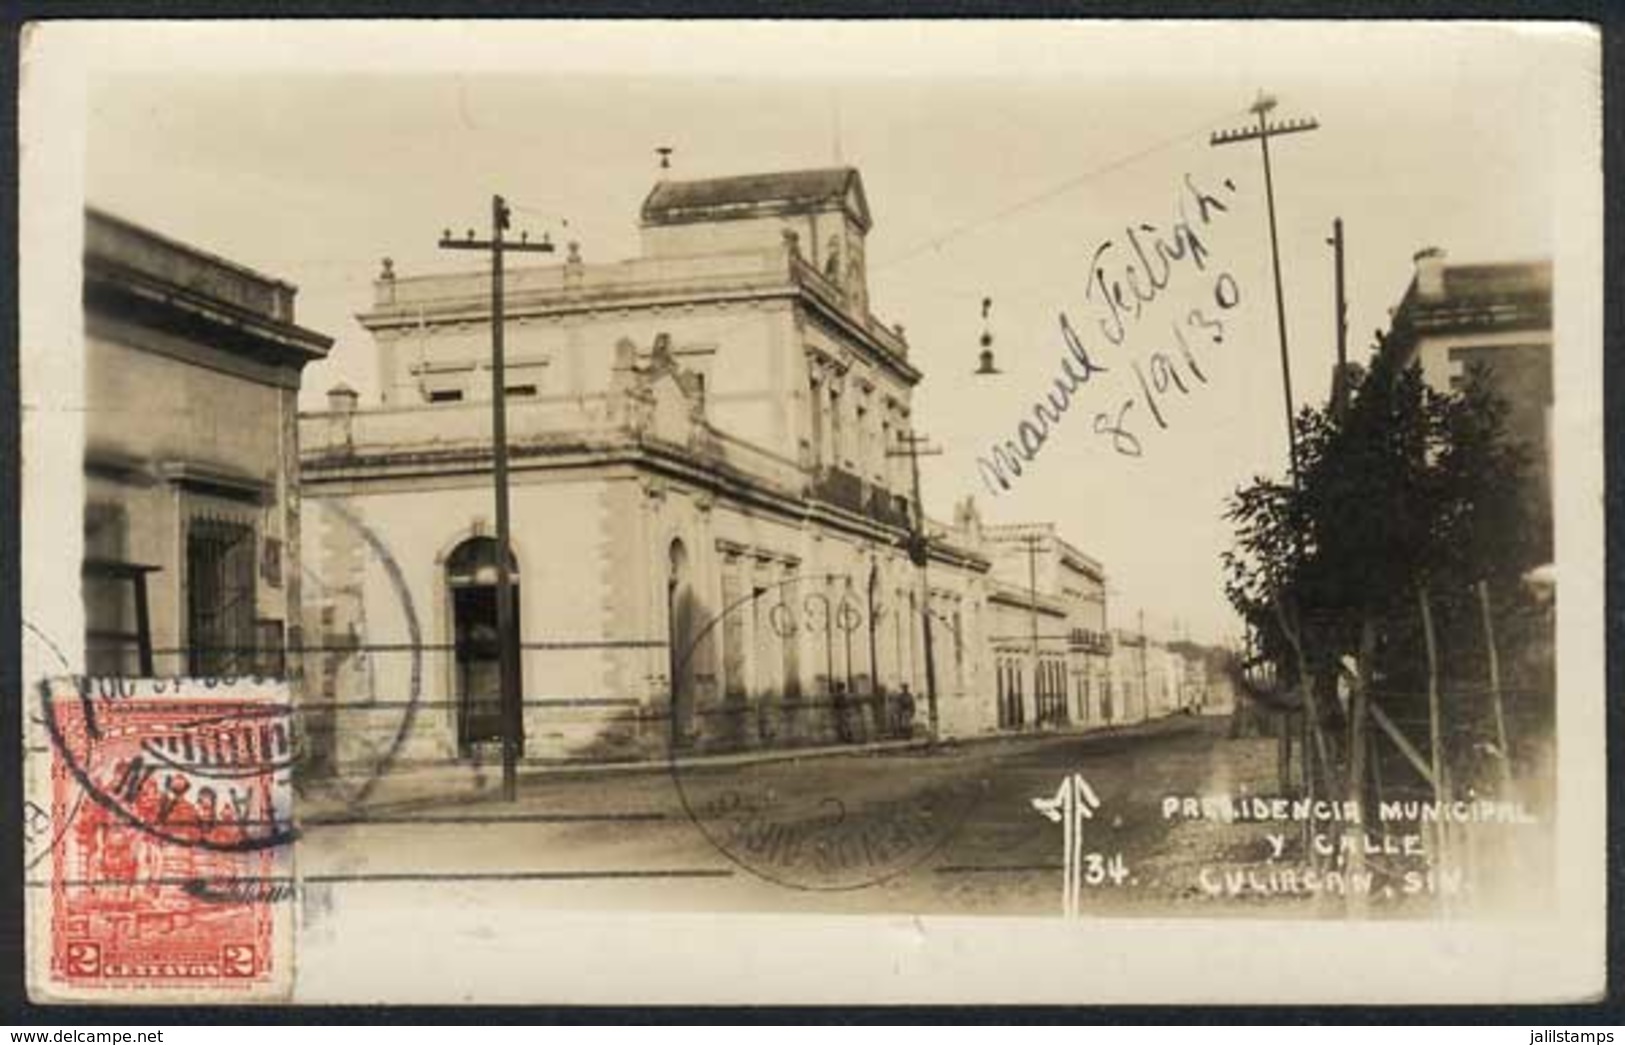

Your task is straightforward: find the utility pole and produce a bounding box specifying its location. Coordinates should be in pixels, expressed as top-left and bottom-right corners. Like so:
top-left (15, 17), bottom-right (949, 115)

top-left (438, 195), bottom-right (555, 802)
top-left (1213, 92), bottom-right (1320, 795)
top-left (1019, 533), bottom-right (1044, 726)
top-left (1138, 608), bottom-right (1149, 722)
top-left (1328, 217), bottom-right (1349, 421)
top-left (888, 431), bottom-right (942, 739)
top-left (1211, 93), bottom-right (1319, 489)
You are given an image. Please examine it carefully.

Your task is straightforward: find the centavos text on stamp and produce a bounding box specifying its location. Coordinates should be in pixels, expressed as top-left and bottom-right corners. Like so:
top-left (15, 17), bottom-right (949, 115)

top-left (35, 677), bottom-right (294, 1001)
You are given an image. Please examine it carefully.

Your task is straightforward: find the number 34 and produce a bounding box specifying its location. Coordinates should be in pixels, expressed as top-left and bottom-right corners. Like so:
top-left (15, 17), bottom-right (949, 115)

top-left (1083, 852), bottom-right (1130, 886)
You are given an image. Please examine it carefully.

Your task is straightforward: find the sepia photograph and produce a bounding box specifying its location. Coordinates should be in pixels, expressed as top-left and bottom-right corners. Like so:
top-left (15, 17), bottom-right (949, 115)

top-left (17, 18), bottom-right (1605, 1005)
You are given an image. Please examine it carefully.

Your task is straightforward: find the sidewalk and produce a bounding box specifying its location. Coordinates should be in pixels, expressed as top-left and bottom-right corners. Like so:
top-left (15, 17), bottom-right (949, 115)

top-left (299, 733), bottom-right (933, 820)
top-left (298, 713), bottom-right (1198, 821)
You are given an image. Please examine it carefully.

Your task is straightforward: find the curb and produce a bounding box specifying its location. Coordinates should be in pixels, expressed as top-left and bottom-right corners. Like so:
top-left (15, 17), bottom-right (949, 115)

top-left (300, 735), bottom-right (937, 819)
top-left (300, 713), bottom-right (1207, 820)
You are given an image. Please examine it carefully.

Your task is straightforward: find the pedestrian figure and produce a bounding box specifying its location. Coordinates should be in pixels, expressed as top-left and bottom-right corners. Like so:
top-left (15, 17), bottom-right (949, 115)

top-left (897, 683), bottom-right (916, 738)
top-left (832, 682), bottom-right (854, 743)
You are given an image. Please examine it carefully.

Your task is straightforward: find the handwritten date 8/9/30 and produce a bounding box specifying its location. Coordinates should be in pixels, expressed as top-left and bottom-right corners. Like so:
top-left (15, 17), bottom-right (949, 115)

top-left (1093, 271), bottom-right (1238, 458)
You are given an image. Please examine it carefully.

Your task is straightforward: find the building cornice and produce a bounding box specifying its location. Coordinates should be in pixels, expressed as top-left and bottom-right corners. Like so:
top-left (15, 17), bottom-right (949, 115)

top-left (359, 282), bottom-right (792, 332)
top-left (302, 430), bottom-right (970, 561)
top-left (86, 257), bottom-right (332, 373)
top-left (360, 265), bottom-right (921, 387)
top-left (987, 580), bottom-right (1069, 617)
top-left (796, 291), bottom-right (921, 387)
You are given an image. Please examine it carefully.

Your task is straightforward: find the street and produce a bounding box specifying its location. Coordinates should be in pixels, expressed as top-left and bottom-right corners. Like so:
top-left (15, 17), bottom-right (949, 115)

top-left (297, 714), bottom-right (1331, 919)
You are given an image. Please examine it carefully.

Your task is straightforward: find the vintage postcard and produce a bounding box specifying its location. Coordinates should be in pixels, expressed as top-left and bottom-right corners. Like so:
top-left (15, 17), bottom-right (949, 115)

top-left (18, 19), bottom-right (1604, 1004)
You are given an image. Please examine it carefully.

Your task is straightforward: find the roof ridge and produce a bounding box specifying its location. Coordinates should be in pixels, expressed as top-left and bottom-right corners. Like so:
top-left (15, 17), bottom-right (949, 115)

top-left (641, 167), bottom-right (870, 231)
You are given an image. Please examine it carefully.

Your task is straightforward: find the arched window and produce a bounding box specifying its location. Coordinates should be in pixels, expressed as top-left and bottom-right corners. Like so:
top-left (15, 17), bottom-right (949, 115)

top-left (866, 564), bottom-right (881, 696)
top-left (808, 376), bottom-right (825, 469)
top-left (446, 537), bottom-right (518, 587)
top-left (446, 537), bottom-right (521, 755)
top-left (829, 385), bottom-right (844, 468)
top-left (667, 539), bottom-right (696, 748)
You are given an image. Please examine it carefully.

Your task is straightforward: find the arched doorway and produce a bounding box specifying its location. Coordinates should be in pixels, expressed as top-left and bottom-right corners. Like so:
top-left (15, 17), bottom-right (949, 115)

top-left (446, 537), bottom-right (521, 756)
top-left (667, 539), bottom-right (696, 748)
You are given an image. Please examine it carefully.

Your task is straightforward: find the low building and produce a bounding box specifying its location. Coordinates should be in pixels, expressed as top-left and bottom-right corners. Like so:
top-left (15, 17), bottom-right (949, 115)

top-left (1166, 640), bottom-right (1236, 716)
top-left (81, 208), bottom-right (332, 678)
top-left (1107, 627), bottom-right (1189, 725)
top-left (972, 519), bottom-right (1111, 732)
top-left (1203, 648), bottom-right (1240, 716)
top-left (299, 168), bottom-right (998, 768)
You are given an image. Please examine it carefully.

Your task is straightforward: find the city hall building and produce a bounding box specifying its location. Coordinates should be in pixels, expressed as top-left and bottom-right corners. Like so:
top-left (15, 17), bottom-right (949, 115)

top-left (299, 168), bottom-right (1015, 767)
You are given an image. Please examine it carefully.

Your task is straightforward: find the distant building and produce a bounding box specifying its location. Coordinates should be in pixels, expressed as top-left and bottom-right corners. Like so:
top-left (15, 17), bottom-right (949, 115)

top-left (1381, 249), bottom-right (1553, 561)
top-left (1167, 640), bottom-right (1235, 716)
top-left (82, 208), bottom-right (332, 677)
top-left (299, 168), bottom-right (1003, 767)
top-left (973, 519), bottom-right (1111, 731)
top-left (1205, 660), bottom-right (1239, 716)
top-left (1107, 627), bottom-right (1191, 725)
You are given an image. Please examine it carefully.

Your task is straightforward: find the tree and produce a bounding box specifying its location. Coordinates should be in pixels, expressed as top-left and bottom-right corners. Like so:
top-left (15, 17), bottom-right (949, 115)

top-left (1221, 353), bottom-right (1538, 801)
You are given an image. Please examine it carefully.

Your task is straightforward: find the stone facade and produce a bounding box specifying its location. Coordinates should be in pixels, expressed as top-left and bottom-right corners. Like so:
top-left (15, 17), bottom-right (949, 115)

top-left (82, 208), bottom-right (331, 680)
top-left (298, 168), bottom-right (1003, 768)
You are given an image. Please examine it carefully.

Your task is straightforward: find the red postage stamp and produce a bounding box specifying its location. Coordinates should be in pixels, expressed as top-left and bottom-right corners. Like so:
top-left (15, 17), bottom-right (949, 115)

top-left (36, 677), bottom-right (295, 1000)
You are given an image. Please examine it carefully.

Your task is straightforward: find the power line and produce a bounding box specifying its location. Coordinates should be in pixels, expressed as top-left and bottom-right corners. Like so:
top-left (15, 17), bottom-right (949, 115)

top-left (488, 105), bottom-right (1252, 371)
top-left (508, 200), bottom-right (571, 225)
top-left (291, 108), bottom-right (1248, 344)
top-left (312, 105), bottom-right (1260, 497)
top-left (871, 105), bottom-right (1250, 273)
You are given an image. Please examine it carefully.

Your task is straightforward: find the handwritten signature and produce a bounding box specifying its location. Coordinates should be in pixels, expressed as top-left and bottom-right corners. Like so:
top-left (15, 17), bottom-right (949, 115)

top-left (978, 173), bottom-right (1241, 495)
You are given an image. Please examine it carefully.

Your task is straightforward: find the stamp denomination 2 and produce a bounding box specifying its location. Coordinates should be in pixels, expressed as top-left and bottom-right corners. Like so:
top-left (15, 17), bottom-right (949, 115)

top-left (43, 677), bottom-right (292, 995)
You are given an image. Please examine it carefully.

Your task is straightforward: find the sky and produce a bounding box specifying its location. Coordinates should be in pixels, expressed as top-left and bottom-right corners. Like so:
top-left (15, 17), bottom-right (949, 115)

top-left (77, 20), bottom-right (1587, 646)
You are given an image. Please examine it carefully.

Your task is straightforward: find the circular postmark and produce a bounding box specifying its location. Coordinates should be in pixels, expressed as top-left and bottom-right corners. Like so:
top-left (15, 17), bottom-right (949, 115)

top-left (33, 496), bottom-right (424, 854)
top-left (294, 497), bottom-right (424, 810)
top-left (667, 572), bottom-right (984, 891)
top-left (41, 674), bottom-right (299, 853)
top-left (24, 620), bottom-right (82, 870)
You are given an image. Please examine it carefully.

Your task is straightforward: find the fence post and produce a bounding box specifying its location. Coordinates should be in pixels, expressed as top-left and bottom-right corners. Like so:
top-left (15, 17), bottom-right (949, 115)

top-left (1419, 585), bottom-right (1451, 909)
top-left (1476, 580), bottom-right (1515, 795)
top-left (1345, 617), bottom-right (1375, 918)
top-left (1277, 712), bottom-right (1293, 793)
